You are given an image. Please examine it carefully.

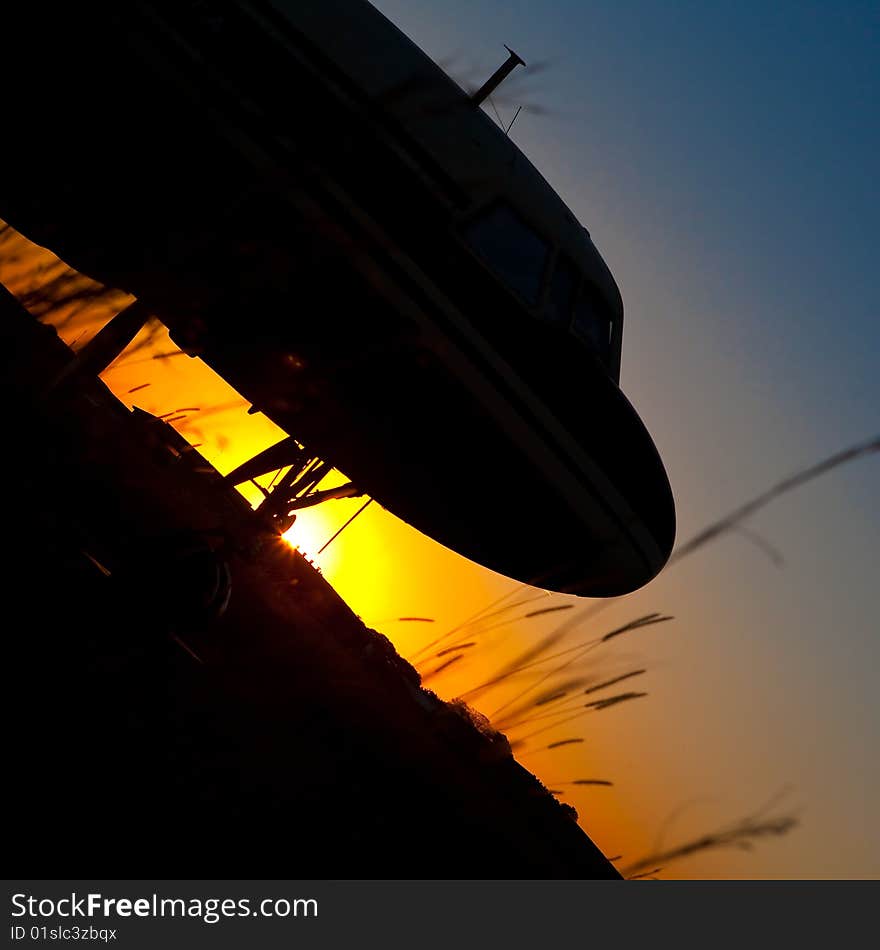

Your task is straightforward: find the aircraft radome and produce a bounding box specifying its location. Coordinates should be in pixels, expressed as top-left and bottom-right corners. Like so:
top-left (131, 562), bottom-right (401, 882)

top-left (1, 0), bottom-right (675, 596)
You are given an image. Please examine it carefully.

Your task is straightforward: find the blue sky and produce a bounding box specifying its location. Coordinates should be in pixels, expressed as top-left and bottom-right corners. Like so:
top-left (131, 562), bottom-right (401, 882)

top-left (370, 0), bottom-right (879, 877)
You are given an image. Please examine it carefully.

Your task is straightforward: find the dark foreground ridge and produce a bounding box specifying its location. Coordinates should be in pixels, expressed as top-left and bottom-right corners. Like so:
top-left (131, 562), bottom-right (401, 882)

top-left (3, 288), bottom-right (619, 878)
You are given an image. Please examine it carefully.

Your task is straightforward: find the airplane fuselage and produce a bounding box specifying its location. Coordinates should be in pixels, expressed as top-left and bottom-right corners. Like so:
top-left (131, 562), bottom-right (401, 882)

top-left (1, 0), bottom-right (675, 595)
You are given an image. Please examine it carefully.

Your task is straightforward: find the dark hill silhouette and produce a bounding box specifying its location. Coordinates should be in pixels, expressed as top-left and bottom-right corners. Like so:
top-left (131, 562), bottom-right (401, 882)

top-left (2, 286), bottom-right (618, 878)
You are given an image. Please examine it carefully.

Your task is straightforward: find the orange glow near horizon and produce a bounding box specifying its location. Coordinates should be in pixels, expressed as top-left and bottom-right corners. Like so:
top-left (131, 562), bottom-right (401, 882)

top-left (0, 220), bottom-right (757, 878)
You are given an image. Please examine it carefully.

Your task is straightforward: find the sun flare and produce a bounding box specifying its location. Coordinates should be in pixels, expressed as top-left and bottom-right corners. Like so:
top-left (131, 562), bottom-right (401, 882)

top-left (281, 509), bottom-right (335, 564)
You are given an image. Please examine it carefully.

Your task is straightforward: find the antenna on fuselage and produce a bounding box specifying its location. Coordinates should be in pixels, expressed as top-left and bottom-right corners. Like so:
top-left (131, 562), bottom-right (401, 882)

top-left (471, 45), bottom-right (526, 106)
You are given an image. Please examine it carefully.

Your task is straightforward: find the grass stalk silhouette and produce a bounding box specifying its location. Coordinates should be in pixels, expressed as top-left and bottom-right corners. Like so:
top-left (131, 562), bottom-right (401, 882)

top-left (3, 219), bottom-right (875, 878)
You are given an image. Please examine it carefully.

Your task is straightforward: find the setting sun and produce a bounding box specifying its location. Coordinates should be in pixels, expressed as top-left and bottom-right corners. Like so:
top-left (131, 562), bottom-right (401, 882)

top-left (2, 0), bottom-right (878, 885)
top-left (282, 508), bottom-right (336, 565)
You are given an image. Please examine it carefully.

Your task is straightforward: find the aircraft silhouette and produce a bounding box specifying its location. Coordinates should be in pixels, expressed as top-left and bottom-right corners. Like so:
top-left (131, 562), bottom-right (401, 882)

top-left (2, 0), bottom-right (674, 596)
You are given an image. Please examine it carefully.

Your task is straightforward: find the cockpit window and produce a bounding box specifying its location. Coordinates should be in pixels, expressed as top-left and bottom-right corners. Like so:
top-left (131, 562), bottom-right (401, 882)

top-left (546, 254), bottom-right (577, 326)
top-left (572, 283), bottom-right (613, 365)
top-left (464, 203), bottom-right (549, 306)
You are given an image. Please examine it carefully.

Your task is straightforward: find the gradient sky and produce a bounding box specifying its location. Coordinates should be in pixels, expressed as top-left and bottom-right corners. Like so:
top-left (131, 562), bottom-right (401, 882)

top-left (3, 0), bottom-right (877, 879)
top-left (363, 0), bottom-right (880, 877)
